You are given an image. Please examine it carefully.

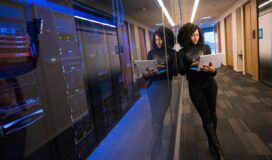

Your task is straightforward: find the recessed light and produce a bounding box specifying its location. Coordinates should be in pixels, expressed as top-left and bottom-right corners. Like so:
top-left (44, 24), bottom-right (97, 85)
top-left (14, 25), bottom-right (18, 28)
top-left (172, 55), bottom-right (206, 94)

top-left (201, 16), bottom-right (211, 20)
top-left (155, 23), bottom-right (163, 26)
top-left (138, 7), bottom-right (148, 11)
top-left (142, 7), bottom-right (147, 11)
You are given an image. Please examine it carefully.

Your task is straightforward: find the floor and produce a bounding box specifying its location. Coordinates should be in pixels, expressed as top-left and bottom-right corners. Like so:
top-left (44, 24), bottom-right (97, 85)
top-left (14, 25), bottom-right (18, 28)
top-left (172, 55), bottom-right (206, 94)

top-left (179, 67), bottom-right (272, 160)
top-left (87, 67), bottom-right (272, 160)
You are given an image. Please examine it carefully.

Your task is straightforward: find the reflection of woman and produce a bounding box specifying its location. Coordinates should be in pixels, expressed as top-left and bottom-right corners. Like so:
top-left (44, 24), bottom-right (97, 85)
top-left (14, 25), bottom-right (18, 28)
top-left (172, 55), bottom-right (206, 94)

top-left (144, 27), bottom-right (177, 80)
top-left (177, 23), bottom-right (224, 160)
top-left (144, 27), bottom-right (177, 159)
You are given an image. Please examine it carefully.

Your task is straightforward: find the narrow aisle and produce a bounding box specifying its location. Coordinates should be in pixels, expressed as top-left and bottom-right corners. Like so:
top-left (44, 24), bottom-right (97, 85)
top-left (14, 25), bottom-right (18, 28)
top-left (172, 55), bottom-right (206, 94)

top-left (180, 67), bottom-right (272, 160)
top-left (88, 78), bottom-right (181, 160)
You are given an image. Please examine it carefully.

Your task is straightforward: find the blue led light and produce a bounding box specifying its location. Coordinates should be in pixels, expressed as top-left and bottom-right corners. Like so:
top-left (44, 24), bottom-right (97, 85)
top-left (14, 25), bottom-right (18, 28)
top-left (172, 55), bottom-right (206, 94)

top-left (25, 98), bottom-right (36, 104)
top-left (0, 27), bottom-right (17, 35)
top-left (24, 0), bottom-right (116, 27)
top-left (2, 109), bottom-right (44, 129)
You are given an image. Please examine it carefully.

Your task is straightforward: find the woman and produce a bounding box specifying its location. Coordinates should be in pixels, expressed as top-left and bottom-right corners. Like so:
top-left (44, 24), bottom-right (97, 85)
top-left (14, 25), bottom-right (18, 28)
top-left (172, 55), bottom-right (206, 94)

top-left (144, 26), bottom-right (177, 159)
top-left (177, 23), bottom-right (224, 160)
top-left (144, 27), bottom-right (177, 80)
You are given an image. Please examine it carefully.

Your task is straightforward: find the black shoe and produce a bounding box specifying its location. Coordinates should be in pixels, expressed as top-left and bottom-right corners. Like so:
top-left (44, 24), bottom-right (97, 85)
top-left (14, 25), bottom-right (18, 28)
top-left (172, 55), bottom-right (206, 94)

top-left (205, 124), bottom-right (225, 160)
top-left (213, 146), bottom-right (224, 160)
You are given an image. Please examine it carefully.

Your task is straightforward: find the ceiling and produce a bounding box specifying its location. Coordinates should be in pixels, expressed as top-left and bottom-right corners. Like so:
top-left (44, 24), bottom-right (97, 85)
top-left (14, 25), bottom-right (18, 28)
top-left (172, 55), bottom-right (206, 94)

top-left (82, 0), bottom-right (241, 29)
top-left (120, 0), bottom-right (176, 28)
top-left (120, 0), bottom-right (238, 28)
top-left (258, 0), bottom-right (269, 4)
top-left (258, 0), bottom-right (272, 10)
top-left (182, 0), bottom-right (237, 28)
top-left (93, 0), bottom-right (173, 29)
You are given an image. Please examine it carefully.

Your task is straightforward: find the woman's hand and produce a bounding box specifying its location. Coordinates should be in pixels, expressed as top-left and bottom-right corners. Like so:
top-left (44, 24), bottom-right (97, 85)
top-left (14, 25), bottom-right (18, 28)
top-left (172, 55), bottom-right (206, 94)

top-left (143, 67), bottom-right (157, 78)
top-left (200, 62), bottom-right (216, 73)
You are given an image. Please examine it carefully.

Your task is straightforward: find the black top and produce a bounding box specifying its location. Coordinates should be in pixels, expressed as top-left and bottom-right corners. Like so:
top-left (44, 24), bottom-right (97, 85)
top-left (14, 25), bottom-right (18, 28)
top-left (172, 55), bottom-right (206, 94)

top-left (147, 47), bottom-right (177, 81)
top-left (178, 44), bottom-right (216, 83)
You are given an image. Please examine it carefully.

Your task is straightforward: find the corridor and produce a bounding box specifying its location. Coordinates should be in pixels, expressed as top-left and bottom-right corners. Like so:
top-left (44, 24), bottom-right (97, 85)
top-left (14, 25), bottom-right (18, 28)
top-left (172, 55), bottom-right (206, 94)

top-left (87, 66), bottom-right (272, 159)
top-left (180, 67), bottom-right (272, 160)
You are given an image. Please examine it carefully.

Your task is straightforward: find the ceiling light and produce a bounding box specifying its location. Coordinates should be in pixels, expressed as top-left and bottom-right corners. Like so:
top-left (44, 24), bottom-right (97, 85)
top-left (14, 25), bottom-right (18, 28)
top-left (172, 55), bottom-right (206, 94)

top-left (138, 7), bottom-right (148, 11)
top-left (190, 0), bottom-right (200, 23)
top-left (157, 0), bottom-right (164, 8)
top-left (156, 0), bottom-right (175, 27)
top-left (155, 23), bottom-right (163, 26)
top-left (201, 16), bottom-right (211, 20)
top-left (259, 0), bottom-right (272, 8)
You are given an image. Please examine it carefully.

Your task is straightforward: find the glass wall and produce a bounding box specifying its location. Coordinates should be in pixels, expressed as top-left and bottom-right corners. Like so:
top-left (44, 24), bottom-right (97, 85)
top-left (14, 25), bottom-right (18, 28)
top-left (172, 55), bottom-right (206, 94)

top-left (0, 0), bottom-right (181, 160)
top-left (258, 0), bottom-right (272, 86)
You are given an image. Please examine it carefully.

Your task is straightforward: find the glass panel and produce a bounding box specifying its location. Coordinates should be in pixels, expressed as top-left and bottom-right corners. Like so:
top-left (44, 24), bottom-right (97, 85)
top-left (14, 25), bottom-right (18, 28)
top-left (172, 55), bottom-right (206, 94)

top-left (141, 0), bottom-right (181, 159)
top-left (258, 0), bottom-right (272, 86)
top-left (0, 0), bottom-right (182, 159)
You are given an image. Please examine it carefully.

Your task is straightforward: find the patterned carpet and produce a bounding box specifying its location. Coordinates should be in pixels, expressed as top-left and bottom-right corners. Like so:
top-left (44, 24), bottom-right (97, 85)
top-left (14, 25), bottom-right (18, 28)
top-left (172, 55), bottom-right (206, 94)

top-left (179, 67), bottom-right (272, 160)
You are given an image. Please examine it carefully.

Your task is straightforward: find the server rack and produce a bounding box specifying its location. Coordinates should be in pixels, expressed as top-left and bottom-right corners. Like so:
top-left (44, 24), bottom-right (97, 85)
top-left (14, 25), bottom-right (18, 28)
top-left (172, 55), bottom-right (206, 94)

top-left (54, 13), bottom-right (97, 159)
top-left (0, 1), bottom-right (44, 159)
top-left (0, 1), bottom-right (140, 159)
top-left (75, 19), bottom-right (119, 139)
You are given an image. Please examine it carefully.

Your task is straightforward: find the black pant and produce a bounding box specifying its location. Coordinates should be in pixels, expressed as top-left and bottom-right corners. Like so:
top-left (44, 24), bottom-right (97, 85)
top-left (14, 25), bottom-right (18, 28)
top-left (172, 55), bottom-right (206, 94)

top-left (188, 77), bottom-right (218, 127)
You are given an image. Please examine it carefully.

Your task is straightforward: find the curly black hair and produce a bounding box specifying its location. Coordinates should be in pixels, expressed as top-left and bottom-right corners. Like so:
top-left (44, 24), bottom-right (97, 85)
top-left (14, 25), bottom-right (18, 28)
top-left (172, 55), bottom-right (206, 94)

top-left (152, 26), bottom-right (175, 49)
top-left (177, 23), bottom-right (204, 49)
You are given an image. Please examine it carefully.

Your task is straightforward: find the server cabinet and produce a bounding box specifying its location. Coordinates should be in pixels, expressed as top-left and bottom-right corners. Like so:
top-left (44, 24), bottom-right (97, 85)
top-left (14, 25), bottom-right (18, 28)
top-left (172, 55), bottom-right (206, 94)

top-left (0, 3), bottom-right (97, 159)
top-left (76, 19), bottom-right (120, 139)
top-left (0, 1), bottom-right (44, 159)
top-left (54, 13), bottom-right (97, 159)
